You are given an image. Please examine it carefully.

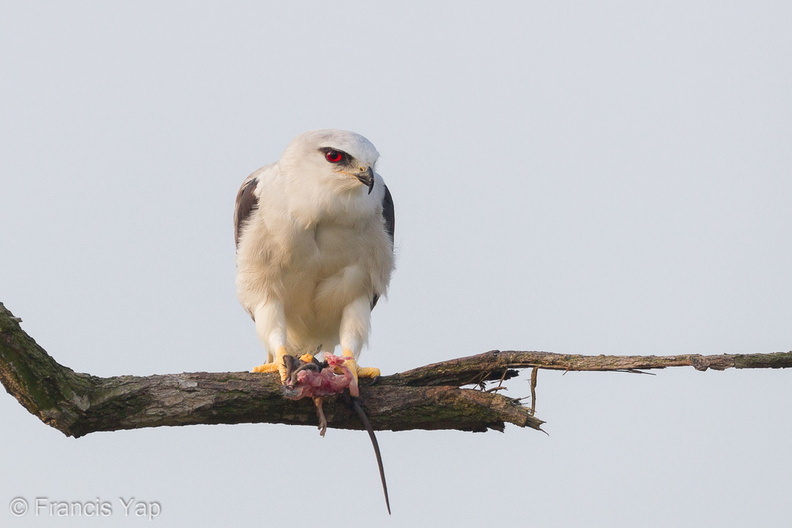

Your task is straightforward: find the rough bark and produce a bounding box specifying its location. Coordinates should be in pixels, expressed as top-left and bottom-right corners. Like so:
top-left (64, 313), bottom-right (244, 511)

top-left (2, 302), bottom-right (791, 438)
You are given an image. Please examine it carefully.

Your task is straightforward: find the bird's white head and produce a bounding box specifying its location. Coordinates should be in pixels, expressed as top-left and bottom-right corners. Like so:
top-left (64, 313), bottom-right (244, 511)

top-left (280, 129), bottom-right (381, 195)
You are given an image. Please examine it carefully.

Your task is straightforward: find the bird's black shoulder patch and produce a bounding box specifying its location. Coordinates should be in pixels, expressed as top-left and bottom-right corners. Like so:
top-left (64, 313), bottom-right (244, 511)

top-left (372, 184), bottom-right (395, 309)
top-left (234, 176), bottom-right (259, 248)
top-left (382, 184), bottom-right (395, 244)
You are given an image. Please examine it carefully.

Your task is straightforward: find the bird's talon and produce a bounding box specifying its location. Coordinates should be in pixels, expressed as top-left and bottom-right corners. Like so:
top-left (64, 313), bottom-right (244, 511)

top-left (340, 355), bottom-right (381, 380)
top-left (251, 363), bottom-right (279, 373)
top-left (357, 366), bottom-right (381, 378)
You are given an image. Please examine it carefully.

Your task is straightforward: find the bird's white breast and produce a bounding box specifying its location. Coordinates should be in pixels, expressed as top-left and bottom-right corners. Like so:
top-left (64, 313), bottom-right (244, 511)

top-left (235, 163), bottom-right (392, 353)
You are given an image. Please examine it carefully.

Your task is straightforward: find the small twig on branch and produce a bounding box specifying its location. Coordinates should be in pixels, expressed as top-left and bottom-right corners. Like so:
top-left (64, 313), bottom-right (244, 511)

top-left (2, 302), bottom-right (791, 438)
top-left (529, 367), bottom-right (539, 416)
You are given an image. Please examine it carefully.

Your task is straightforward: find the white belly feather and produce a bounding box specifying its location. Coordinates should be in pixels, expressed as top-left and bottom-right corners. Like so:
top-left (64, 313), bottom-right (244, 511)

top-left (236, 203), bottom-right (391, 356)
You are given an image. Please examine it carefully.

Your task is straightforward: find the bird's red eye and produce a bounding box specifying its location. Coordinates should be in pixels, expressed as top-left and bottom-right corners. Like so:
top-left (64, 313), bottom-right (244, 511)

top-left (325, 150), bottom-right (344, 163)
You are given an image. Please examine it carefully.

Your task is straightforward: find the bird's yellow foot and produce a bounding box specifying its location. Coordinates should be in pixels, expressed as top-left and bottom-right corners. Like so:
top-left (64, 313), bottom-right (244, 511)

top-left (339, 356), bottom-right (380, 379)
top-left (339, 351), bottom-right (381, 397)
top-left (251, 346), bottom-right (290, 383)
top-left (358, 366), bottom-right (382, 378)
top-left (251, 363), bottom-right (279, 373)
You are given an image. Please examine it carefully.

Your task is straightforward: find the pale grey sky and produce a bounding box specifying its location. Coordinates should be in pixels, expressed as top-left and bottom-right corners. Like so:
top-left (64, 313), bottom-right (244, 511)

top-left (2, 2), bottom-right (792, 527)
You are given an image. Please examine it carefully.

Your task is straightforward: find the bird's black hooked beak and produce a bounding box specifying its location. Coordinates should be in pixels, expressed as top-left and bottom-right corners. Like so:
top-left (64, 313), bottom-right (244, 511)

top-left (356, 167), bottom-right (375, 194)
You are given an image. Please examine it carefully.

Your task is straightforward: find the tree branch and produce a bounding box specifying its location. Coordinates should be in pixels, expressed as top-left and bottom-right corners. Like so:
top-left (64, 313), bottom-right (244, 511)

top-left (387, 348), bottom-right (792, 387)
top-left (0, 303), bottom-right (542, 436)
top-left (2, 302), bottom-right (791, 438)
